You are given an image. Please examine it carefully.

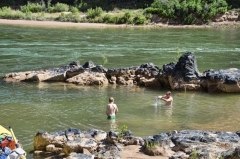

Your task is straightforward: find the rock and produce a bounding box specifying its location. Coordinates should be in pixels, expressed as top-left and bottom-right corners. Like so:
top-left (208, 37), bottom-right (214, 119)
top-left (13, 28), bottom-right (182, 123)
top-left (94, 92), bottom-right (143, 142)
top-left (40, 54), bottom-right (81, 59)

top-left (145, 133), bottom-right (174, 152)
top-left (66, 67), bottom-right (85, 78)
top-left (145, 145), bottom-right (172, 156)
top-left (158, 52), bottom-right (202, 91)
top-left (33, 128), bottom-right (240, 159)
top-left (83, 129), bottom-right (107, 142)
top-left (236, 130), bottom-right (240, 137)
top-left (171, 130), bottom-right (240, 158)
top-left (34, 130), bottom-right (67, 151)
top-left (221, 147), bottom-right (240, 159)
top-left (170, 151), bottom-right (189, 159)
top-left (101, 145), bottom-right (121, 159)
top-left (106, 67), bottom-right (138, 85)
top-left (3, 66), bottom-right (69, 82)
top-left (202, 68), bottom-right (240, 92)
top-left (66, 72), bottom-right (108, 86)
top-left (63, 138), bottom-right (97, 155)
top-left (91, 65), bottom-right (108, 73)
top-left (3, 52), bottom-right (240, 93)
top-left (46, 144), bottom-right (63, 154)
top-left (3, 71), bottom-right (34, 82)
top-left (135, 62), bottom-right (160, 86)
top-left (82, 61), bottom-right (95, 68)
top-left (69, 61), bottom-right (80, 69)
top-left (66, 152), bottom-right (94, 159)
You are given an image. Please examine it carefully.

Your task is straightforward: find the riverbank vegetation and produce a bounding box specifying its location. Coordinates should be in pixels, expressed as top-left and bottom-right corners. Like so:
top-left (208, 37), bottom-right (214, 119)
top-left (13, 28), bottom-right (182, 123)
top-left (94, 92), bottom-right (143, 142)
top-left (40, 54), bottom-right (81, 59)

top-left (0, 0), bottom-right (239, 25)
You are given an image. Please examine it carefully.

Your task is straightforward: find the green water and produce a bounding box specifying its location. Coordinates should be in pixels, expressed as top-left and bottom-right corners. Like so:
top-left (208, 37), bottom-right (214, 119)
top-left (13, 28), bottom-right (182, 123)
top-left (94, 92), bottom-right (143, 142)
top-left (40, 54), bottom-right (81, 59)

top-left (0, 25), bottom-right (240, 156)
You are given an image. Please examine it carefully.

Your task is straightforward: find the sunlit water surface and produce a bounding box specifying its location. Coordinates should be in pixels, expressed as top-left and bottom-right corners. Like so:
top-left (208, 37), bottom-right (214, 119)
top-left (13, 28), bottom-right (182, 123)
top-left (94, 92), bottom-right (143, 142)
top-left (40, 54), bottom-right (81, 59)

top-left (0, 25), bottom-right (240, 157)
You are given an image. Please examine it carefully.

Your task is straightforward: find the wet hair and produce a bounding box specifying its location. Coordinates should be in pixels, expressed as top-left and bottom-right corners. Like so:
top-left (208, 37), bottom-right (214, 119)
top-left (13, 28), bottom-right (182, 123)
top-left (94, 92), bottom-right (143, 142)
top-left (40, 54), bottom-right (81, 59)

top-left (109, 97), bottom-right (114, 102)
top-left (166, 91), bottom-right (171, 95)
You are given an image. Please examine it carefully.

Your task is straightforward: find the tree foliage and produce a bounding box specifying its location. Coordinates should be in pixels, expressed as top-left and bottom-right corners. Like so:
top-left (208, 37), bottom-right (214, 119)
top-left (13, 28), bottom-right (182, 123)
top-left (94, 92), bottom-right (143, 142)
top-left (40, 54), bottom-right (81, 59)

top-left (145, 0), bottom-right (229, 24)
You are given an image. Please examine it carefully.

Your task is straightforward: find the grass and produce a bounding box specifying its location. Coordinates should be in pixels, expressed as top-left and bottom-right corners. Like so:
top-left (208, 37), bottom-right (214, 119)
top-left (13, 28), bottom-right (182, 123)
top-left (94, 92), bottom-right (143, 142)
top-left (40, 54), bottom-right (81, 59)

top-left (190, 149), bottom-right (199, 159)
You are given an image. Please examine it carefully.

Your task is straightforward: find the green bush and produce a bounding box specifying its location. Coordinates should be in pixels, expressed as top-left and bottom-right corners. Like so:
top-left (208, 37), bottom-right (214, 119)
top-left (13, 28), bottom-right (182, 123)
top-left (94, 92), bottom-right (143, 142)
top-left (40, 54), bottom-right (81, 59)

top-left (102, 14), bottom-right (113, 23)
top-left (111, 15), bottom-right (121, 24)
top-left (70, 6), bottom-right (79, 14)
top-left (20, 2), bottom-right (44, 13)
top-left (133, 14), bottom-right (146, 25)
top-left (13, 11), bottom-right (25, 19)
top-left (183, 14), bottom-right (196, 24)
top-left (0, 7), bottom-right (12, 19)
top-left (120, 11), bottom-right (133, 24)
top-left (55, 12), bottom-right (81, 23)
top-left (145, 0), bottom-right (228, 24)
top-left (52, 3), bottom-right (69, 12)
top-left (86, 7), bottom-right (103, 19)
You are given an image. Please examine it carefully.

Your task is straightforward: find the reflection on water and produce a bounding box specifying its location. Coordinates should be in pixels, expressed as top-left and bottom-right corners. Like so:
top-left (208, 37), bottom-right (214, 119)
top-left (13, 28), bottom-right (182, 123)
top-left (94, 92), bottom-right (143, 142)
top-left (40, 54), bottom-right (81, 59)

top-left (154, 103), bottom-right (172, 119)
top-left (108, 119), bottom-right (118, 132)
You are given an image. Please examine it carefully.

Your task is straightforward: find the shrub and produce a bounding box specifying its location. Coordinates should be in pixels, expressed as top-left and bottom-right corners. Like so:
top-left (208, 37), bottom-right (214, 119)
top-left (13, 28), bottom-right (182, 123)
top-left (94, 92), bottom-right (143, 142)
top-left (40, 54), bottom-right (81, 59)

top-left (145, 0), bottom-right (229, 24)
top-left (55, 12), bottom-right (81, 23)
top-left (102, 54), bottom-right (108, 66)
top-left (123, 12), bottom-right (131, 22)
top-left (0, 8), bottom-right (11, 19)
top-left (20, 2), bottom-right (44, 13)
top-left (48, 6), bottom-right (54, 13)
top-left (52, 3), bottom-right (69, 12)
top-left (111, 15), bottom-right (121, 24)
top-left (102, 14), bottom-right (113, 23)
top-left (133, 14), bottom-right (146, 25)
top-left (70, 6), bottom-right (79, 14)
top-left (86, 7), bottom-right (103, 19)
top-left (13, 11), bottom-right (25, 19)
top-left (183, 14), bottom-right (196, 24)
top-left (116, 125), bottom-right (128, 140)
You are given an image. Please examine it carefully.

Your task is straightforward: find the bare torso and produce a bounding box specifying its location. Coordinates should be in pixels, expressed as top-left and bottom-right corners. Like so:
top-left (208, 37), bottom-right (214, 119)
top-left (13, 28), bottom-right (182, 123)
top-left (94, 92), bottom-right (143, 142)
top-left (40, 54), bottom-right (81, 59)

top-left (106, 103), bottom-right (118, 116)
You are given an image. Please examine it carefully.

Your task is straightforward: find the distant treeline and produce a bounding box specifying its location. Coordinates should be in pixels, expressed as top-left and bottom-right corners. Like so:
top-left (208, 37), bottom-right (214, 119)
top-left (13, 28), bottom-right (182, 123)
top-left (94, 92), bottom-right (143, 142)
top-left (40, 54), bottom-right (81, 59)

top-left (1, 0), bottom-right (240, 10)
top-left (0, 0), bottom-right (239, 25)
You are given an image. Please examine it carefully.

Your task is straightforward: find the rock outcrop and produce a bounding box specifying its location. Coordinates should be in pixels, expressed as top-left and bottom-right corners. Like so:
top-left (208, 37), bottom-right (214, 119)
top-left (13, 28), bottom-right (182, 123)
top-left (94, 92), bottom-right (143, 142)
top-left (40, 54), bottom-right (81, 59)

top-left (201, 68), bottom-right (240, 93)
top-left (2, 52), bottom-right (240, 93)
top-left (33, 128), bottom-right (240, 159)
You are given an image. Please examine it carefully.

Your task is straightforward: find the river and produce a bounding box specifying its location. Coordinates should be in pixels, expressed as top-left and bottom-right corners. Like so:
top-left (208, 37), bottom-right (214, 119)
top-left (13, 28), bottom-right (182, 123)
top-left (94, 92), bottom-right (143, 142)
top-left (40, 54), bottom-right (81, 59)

top-left (0, 24), bottom-right (240, 156)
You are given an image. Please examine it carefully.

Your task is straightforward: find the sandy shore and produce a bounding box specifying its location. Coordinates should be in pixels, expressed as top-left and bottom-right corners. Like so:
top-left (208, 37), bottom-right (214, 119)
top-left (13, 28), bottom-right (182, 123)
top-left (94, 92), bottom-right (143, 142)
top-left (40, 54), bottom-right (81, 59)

top-left (0, 19), bottom-right (122, 28)
top-left (1, 19), bottom-right (239, 29)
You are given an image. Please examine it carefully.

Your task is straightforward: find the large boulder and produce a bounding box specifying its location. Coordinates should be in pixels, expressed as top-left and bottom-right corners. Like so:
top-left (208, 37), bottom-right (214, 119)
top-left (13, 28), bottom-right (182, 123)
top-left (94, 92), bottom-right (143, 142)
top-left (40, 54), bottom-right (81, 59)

top-left (34, 130), bottom-right (67, 151)
top-left (66, 72), bottom-right (108, 86)
top-left (135, 62), bottom-right (161, 87)
top-left (106, 67), bottom-right (138, 85)
top-left (171, 130), bottom-right (240, 158)
top-left (201, 68), bottom-right (240, 93)
top-left (3, 66), bottom-right (69, 82)
top-left (34, 128), bottom-right (106, 157)
top-left (159, 52), bottom-right (202, 91)
top-left (63, 137), bottom-right (98, 155)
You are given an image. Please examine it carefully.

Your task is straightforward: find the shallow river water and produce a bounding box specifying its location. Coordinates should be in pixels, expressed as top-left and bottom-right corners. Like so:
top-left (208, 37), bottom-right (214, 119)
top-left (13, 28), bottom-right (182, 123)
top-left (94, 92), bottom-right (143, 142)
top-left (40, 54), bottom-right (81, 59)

top-left (0, 24), bottom-right (240, 156)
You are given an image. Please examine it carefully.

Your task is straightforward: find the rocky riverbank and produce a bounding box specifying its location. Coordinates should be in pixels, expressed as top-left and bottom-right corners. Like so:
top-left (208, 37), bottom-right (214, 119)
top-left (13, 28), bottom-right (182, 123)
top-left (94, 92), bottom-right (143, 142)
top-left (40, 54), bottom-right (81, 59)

top-left (2, 52), bottom-right (240, 93)
top-left (33, 127), bottom-right (240, 159)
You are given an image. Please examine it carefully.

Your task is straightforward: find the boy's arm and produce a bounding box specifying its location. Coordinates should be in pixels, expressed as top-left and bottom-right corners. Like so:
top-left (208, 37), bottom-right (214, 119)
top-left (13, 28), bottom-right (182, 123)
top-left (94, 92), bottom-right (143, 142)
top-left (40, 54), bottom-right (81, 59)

top-left (115, 105), bottom-right (118, 114)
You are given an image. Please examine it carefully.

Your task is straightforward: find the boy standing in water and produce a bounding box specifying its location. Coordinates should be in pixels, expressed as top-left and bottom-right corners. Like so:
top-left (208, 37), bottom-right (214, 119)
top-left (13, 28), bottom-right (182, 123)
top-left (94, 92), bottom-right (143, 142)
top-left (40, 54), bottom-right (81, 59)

top-left (157, 91), bottom-right (173, 106)
top-left (106, 97), bottom-right (118, 119)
